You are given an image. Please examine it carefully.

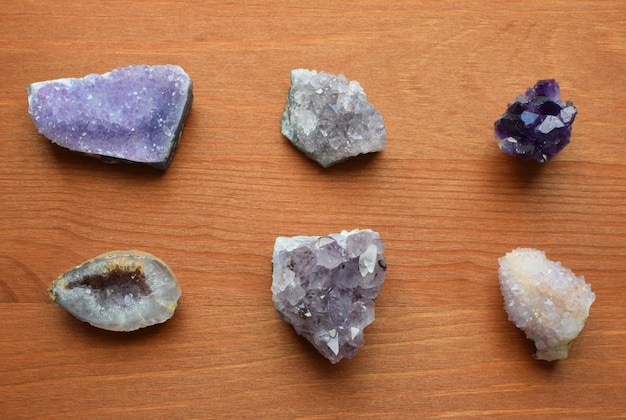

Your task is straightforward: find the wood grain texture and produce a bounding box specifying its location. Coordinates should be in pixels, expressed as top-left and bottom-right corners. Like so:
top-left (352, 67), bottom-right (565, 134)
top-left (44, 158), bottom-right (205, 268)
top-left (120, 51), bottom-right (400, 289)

top-left (1, 1), bottom-right (626, 417)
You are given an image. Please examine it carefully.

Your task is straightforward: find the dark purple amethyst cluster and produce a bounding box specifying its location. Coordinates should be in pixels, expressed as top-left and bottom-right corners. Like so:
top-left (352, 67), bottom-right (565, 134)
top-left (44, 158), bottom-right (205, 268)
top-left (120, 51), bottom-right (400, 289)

top-left (494, 80), bottom-right (577, 162)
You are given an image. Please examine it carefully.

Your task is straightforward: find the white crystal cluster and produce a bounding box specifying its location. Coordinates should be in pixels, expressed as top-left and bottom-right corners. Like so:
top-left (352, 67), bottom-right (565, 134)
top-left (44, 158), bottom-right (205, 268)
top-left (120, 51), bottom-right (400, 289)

top-left (281, 69), bottom-right (386, 167)
top-left (272, 229), bottom-right (386, 363)
top-left (498, 248), bottom-right (595, 361)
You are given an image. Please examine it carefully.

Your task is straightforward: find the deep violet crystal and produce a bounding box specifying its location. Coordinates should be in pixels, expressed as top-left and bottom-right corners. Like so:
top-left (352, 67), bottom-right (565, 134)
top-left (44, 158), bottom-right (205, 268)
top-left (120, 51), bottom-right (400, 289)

top-left (494, 80), bottom-right (576, 162)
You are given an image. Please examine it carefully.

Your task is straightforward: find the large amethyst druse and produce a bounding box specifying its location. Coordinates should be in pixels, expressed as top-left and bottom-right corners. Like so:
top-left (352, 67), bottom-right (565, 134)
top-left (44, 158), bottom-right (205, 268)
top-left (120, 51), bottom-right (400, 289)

top-left (271, 229), bottom-right (386, 363)
top-left (27, 64), bottom-right (193, 170)
top-left (494, 80), bottom-right (576, 162)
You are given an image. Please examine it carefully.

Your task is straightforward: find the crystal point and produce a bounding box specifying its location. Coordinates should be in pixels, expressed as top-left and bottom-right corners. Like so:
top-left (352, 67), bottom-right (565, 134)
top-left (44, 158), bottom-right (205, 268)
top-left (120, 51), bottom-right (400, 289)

top-left (28, 64), bottom-right (193, 170)
top-left (498, 248), bottom-right (595, 361)
top-left (494, 80), bottom-right (576, 162)
top-left (48, 250), bottom-right (181, 332)
top-left (281, 69), bottom-right (386, 167)
top-left (272, 229), bottom-right (386, 363)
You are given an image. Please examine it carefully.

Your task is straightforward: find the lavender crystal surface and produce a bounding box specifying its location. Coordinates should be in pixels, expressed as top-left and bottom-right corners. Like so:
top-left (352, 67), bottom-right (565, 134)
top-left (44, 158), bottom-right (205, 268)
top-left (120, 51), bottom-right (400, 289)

top-left (27, 64), bottom-right (193, 170)
top-left (494, 80), bottom-right (576, 162)
top-left (281, 69), bottom-right (386, 167)
top-left (272, 229), bottom-right (386, 363)
top-left (498, 248), bottom-right (595, 361)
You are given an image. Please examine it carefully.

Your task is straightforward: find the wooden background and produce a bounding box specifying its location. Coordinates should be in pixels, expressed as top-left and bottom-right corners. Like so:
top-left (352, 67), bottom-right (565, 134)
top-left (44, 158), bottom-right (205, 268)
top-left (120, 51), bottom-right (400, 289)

top-left (1, 1), bottom-right (625, 418)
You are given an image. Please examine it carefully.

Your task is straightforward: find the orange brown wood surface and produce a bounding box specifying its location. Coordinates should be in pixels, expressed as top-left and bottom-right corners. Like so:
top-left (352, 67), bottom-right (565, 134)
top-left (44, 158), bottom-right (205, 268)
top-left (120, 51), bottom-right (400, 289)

top-left (1, 1), bottom-right (625, 418)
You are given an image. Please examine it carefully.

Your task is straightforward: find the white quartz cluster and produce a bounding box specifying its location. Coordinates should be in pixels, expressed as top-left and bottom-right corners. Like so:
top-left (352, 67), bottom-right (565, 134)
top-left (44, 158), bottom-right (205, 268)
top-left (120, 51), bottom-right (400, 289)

top-left (498, 248), bottom-right (595, 361)
top-left (280, 69), bottom-right (386, 167)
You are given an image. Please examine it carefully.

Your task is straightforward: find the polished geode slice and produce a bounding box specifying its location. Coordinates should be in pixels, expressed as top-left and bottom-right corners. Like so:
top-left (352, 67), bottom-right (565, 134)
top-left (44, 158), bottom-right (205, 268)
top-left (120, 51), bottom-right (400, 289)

top-left (281, 69), bottom-right (386, 167)
top-left (498, 248), bottom-right (595, 361)
top-left (48, 250), bottom-right (181, 331)
top-left (494, 80), bottom-right (577, 162)
top-left (272, 229), bottom-right (386, 363)
top-left (28, 64), bottom-right (193, 170)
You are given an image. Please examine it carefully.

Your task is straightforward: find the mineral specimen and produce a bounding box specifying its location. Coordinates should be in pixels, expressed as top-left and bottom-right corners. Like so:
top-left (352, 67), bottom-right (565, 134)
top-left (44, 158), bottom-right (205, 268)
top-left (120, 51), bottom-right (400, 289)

top-left (48, 250), bottom-right (181, 332)
top-left (280, 69), bottom-right (386, 167)
top-left (27, 64), bottom-right (193, 170)
top-left (498, 248), bottom-right (595, 361)
top-left (271, 229), bottom-right (386, 363)
top-left (494, 79), bottom-right (577, 162)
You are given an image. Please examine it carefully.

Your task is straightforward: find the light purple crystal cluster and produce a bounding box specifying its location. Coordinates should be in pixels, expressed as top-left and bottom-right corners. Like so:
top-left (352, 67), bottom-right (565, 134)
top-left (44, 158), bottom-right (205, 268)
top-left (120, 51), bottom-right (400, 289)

top-left (272, 229), bottom-right (386, 363)
top-left (494, 80), bottom-right (577, 162)
top-left (281, 69), bottom-right (386, 167)
top-left (28, 64), bottom-right (193, 170)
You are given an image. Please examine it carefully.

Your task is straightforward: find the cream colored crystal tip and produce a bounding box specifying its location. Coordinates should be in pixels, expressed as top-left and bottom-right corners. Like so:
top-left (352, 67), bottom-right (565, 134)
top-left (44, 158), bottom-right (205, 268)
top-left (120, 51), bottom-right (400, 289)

top-left (498, 248), bottom-right (595, 361)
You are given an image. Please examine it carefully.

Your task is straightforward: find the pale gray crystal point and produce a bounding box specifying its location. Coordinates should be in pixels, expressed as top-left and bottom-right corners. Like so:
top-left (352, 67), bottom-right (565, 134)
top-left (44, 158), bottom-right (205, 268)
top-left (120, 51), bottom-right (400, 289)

top-left (48, 250), bottom-right (181, 332)
top-left (498, 248), bottom-right (595, 361)
top-left (280, 69), bottom-right (386, 167)
top-left (272, 229), bottom-right (387, 363)
top-left (27, 64), bottom-right (193, 170)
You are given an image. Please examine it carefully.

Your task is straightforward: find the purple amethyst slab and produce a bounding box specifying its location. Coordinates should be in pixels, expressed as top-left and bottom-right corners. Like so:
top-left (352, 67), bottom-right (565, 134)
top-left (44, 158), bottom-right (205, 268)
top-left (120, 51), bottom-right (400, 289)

top-left (27, 64), bottom-right (193, 170)
top-left (494, 79), bottom-right (576, 163)
top-left (271, 229), bottom-right (386, 363)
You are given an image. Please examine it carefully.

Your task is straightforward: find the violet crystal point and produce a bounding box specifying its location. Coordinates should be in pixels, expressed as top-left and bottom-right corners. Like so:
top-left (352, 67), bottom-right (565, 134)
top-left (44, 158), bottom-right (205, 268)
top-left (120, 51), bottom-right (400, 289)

top-left (27, 64), bottom-right (193, 170)
top-left (494, 80), bottom-right (576, 162)
top-left (271, 229), bottom-right (386, 363)
top-left (281, 69), bottom-right (386, 167)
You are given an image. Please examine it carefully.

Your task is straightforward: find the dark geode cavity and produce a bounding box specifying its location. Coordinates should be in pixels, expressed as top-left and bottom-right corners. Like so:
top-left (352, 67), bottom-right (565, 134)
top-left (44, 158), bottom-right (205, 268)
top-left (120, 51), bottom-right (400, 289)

top-left (48, 250), bottom-right (181, 331)
top-left (494, 79), bottom-right (577, 162)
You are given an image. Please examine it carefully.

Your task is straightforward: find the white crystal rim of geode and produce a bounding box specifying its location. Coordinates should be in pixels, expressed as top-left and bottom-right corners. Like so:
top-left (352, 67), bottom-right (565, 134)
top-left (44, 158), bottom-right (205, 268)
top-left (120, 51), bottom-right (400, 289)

top-left (48, 250), bottom-right (181, 332)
